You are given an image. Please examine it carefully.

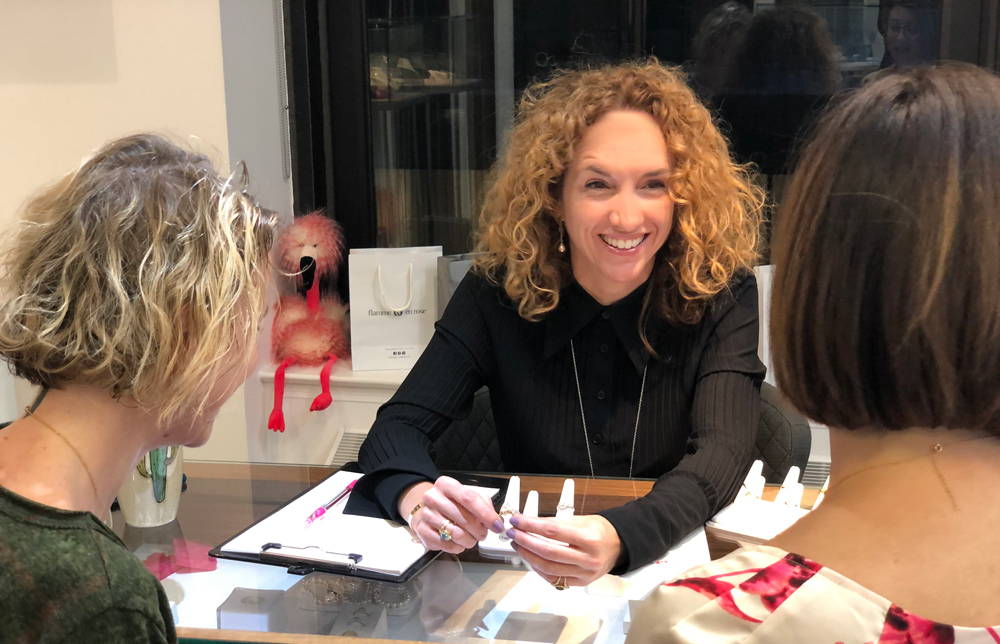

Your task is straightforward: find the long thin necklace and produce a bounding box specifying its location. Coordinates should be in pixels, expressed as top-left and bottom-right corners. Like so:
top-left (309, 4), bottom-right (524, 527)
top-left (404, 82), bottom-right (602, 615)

top-left (569, 339), bottom-right (648, 478)
top-left (826, 434), bottom-right (996, 511)
top-left (25, 407), bottom-right (107, 523)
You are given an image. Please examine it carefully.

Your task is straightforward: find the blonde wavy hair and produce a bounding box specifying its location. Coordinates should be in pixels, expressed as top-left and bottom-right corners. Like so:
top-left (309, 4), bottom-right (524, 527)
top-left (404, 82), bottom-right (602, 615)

top-left (0, 134), bottom-right (275, 424)
top-left (475, 60), bottom-right (763, 344)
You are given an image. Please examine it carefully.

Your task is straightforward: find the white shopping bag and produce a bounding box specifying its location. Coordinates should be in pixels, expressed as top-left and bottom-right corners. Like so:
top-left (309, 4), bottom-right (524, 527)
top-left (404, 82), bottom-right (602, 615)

top-left (348, 246), bottom-right (442, 371)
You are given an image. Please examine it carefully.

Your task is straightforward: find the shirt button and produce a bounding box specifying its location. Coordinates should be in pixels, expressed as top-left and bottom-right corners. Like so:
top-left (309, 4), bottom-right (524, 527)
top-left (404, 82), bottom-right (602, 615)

top-left (601, 310), bottom-right (611, 320)
top-left (596, 389), bottom-right (607, 400)
top-left (599, 343), bottom-right (609, 353)
top-left (591, 433), bottom-right (604, 445)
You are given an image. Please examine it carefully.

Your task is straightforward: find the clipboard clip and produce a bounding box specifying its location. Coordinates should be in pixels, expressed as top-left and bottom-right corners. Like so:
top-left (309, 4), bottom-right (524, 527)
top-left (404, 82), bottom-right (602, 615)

top-left (286, 563), bottom-right (318, 576)
top-left (260, 542), bottom-right (362, 574)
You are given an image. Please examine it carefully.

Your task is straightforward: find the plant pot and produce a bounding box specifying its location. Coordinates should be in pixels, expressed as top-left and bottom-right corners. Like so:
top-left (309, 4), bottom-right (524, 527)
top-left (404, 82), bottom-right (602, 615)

top-left (118, 445), bottom-right (183, 527)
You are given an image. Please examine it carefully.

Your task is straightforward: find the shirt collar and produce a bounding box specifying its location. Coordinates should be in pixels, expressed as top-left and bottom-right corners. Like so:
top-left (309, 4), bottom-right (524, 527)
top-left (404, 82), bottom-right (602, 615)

top-left (543, 280), bottom-right (651, 373)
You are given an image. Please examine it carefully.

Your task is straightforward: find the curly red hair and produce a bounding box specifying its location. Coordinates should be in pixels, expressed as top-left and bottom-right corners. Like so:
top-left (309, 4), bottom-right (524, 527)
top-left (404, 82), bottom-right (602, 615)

top-left (475, 60), bottom-right (763, 344)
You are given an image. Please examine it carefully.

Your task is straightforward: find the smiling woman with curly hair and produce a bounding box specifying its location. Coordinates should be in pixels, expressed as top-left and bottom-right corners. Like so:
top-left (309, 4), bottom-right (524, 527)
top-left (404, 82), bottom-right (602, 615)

top-left (357, 60), bottom-right (766, 586)
top-left (477, 60), bottom-right (762, 342)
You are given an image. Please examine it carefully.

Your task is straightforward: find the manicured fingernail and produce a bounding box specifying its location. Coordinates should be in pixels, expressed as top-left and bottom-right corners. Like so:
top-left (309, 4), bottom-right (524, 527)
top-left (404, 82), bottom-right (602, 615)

top-left (506, 529), bottom-right (516, 540)
top-left (492, 519), bottom-right (504, 532)
top-left (510, 515), bottom-right (520, 527)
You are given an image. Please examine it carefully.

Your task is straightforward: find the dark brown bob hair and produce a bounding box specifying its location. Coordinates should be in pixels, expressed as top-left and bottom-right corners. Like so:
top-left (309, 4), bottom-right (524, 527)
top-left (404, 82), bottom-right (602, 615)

top-left (771, 63), bottom-right (1000, 433)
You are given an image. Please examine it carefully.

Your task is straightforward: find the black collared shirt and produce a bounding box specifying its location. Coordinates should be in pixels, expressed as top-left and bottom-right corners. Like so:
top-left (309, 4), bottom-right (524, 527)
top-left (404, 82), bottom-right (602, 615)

top-left (356, 269), bottom-right (765, 573)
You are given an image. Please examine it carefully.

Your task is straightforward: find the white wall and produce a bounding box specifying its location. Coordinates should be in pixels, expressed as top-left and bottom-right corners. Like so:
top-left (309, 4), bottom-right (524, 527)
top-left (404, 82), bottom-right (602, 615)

top-left (0, 371), bottom-right (16, 422)
top-left (0, 1), bottom-right (232, 226)
top-left (754, 265), bottom-right (775, 388)
top-left (0, 0), bottom-right (258, 458)
top-left (216, 0), bottom-right (296, 462)
top-left (219, 0), bottom-right (294, 219)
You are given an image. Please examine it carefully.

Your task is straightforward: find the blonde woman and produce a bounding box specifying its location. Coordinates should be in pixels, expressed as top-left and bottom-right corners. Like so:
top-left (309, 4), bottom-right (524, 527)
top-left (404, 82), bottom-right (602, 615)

top-left (0, 134), bottom-right (274, 642)
top-left (356, 60), bottom-right (765, 587)
top-left (628, 64), bottom-right (1000, 641)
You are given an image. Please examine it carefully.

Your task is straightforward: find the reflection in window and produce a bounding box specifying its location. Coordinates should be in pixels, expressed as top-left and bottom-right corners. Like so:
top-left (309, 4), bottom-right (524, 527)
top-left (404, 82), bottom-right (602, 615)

top-left (714, 6), bottom-right (841, 178)
top-left (291, 0), bottom-right (993, 258)
top-left (879, 0), bottom-right (941, 68)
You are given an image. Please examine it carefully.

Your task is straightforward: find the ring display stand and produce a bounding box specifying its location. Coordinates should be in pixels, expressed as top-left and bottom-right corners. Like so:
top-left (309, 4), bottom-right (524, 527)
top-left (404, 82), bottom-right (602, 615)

top-left (478, 477), bottom-right (575, 559)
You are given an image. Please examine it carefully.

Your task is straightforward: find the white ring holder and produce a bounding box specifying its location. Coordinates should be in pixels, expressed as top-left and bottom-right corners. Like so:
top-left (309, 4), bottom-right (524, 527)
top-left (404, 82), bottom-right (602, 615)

top-left (707, 460), bottom-right (810, 545)
top-left (478, 477), bottom-right (575, 559)
top-left (737, 459), bottom-right (766, 500)
top-left (774, 466), bottom-right (805, 508)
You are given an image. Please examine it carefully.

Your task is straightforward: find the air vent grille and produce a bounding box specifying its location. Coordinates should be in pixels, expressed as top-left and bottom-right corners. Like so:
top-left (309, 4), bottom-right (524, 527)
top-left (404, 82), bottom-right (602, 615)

top-left (802, 460), bottom-right (831, 488)
top-left (329, 432), bottom-right (367, 469)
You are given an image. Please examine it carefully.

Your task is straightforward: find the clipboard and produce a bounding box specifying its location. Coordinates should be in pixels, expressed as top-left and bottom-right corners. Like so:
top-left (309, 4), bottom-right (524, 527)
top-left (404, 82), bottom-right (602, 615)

top-left (210, 470), bottom-right (508, 583)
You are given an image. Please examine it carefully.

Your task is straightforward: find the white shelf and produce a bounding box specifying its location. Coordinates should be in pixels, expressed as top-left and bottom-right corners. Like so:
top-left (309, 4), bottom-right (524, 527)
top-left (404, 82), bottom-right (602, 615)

top-left (252, 359), bottom-right (410, 466)
top-left (258, 358), bottom-right (409, 390)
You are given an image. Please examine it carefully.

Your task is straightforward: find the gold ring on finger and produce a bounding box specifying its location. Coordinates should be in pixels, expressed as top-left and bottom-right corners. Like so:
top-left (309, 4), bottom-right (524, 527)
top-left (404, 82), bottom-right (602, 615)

top-left (553, 576), bottom-right (569, 591)
top-left (437, 520), bottom-right (454, 542)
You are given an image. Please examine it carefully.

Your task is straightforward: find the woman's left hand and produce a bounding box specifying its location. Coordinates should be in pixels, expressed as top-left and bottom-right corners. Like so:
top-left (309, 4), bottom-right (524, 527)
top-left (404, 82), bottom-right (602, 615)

top-left (505, 514), bottom-right (622, 587)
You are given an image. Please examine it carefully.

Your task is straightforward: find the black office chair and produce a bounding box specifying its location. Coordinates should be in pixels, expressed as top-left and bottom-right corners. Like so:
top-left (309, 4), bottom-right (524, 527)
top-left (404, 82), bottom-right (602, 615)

top-left (756, 382), bottom-right (811, 483)
top-left (429, 388), bottom-right (502, 472)
top-left (430, 382), bottom-right (811, 484)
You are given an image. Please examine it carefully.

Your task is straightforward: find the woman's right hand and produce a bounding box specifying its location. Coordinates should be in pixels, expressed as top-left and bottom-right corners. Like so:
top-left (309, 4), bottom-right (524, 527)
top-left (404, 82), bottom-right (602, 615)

top-left (399, 476), bottom-right (503, 554)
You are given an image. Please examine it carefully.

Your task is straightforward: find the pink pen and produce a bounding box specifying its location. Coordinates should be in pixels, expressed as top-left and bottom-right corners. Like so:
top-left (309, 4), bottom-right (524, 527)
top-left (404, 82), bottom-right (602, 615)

top-left (304, 479), bottom-right (357, 526)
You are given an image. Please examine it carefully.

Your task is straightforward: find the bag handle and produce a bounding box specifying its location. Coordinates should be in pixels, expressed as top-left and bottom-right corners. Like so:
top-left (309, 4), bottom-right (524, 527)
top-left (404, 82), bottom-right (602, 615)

top-left (375, 263), bottom-right (413, 313)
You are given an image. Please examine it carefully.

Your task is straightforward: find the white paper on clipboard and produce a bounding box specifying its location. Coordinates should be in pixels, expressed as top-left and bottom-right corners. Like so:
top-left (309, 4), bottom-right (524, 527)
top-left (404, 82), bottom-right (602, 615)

top-left (217, 471), bottom-right (498, 578)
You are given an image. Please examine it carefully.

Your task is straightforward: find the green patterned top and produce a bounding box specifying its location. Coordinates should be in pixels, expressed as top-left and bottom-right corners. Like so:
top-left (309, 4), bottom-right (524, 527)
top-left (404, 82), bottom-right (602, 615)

top-left (0, 484), bottom-right (176, 643)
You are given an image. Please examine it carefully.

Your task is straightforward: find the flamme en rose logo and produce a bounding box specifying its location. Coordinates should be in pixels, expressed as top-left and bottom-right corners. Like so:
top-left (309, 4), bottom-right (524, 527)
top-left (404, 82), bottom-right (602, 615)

top-left (367, 308), bottom-right (427, 318)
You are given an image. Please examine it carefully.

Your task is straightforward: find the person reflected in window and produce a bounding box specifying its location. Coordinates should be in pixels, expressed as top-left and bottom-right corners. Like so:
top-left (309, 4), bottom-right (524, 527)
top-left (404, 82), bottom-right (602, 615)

top-left (628, 63), bottom-right (1000, 641)
top-left (0, 134), bottom-right (275, 643)
top-left (687, 1), bottom-right (752, 101)
top-left (354, 60), bottom-right (766, 587)
top-left (715, 6), bottom-right (841, 177)
top-left (879, 0), bottom-right (939, 68)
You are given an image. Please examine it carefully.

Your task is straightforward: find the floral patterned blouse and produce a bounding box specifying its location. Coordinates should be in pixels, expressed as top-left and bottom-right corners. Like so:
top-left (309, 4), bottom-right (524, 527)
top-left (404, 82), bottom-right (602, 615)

top-left (626, 545), bottom-right (1000, 643)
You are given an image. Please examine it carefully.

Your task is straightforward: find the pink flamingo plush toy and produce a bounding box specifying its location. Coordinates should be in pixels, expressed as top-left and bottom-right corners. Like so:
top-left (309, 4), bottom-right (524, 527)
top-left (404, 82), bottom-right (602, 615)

top-left (268, 212), bottom-right (349, 432)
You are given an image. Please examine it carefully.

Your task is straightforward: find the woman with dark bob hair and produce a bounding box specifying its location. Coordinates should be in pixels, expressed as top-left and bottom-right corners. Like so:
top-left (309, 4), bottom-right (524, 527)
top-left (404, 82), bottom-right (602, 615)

top-left (0, 134), bottom-right (274, 642)
top-left (628, 64), bottom-right (1000, 640)
top-left (356, 60), bottom-right (766, 587)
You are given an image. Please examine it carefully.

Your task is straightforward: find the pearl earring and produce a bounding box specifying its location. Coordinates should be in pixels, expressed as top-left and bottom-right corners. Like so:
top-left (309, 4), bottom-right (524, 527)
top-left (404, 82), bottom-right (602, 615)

top-left (557, 221), bottom-right (566, 254)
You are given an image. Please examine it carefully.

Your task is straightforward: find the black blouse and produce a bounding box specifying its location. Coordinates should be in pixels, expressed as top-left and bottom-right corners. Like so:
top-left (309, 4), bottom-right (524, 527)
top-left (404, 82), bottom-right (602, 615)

top-left (354, 269), bottom-right (765, 573)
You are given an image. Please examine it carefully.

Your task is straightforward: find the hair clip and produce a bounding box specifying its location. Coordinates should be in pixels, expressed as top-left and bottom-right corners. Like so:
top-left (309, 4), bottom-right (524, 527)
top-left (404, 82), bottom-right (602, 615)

top-left (237, 160), bottom-right (251, 194)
